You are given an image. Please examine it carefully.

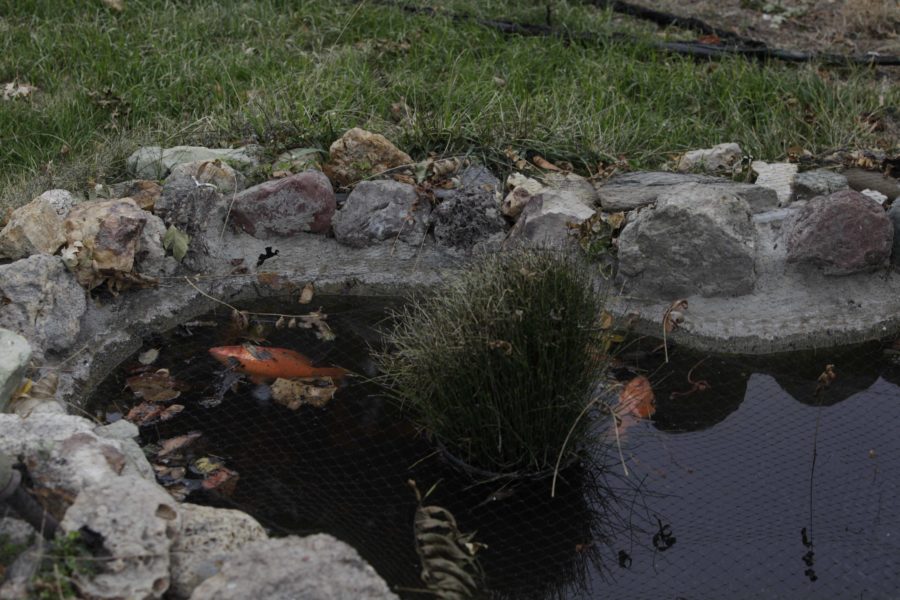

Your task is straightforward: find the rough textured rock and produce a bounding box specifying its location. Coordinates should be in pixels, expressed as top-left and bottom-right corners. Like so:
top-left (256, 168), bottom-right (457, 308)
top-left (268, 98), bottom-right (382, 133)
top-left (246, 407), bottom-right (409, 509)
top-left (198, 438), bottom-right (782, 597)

top-left (843, 168), bottom-right (900, 202)
top-left (432, 166), bottom-right (506, 249)
top-left (60, 475), bottom-right (180, 600)
top-left (889, 202), bottom-right (900, 268)
top-left (618, 186), bottom-right (757, 297)
top-left (508, 190), bottom-right (595, 247)
top-left (596, 171), bottom-right (777, 213)
top-left (794, 169), bottom-right (848, 201)
top-left (540, 172), bottom-right (599, 207)
top-left (94, 420), bottom-right (156, 481)
top-left (137, 212), bottom-right (179, 279)
top-left (167, 160), bottom-right (246, 195)
top-left (332, 180), bottom-right (429, 248)
top-left (0, 255), bottom-right (86, 356)
top-left (676, 143), bottom-right (742, 173)
top-left (0, 517), bottom-right (35, 548)
top-left (0, 195), bottom-right (66, 259)
top-left (323, 128), bottom-right (412, 188)
top-left (230, 170), bottom-right (336, 237)
top-left (37, 189), bottom-right (78, 217)
top-left (787, 189), bottom-right (893, 275)
top-left (63, 198), bottom-right (155, 290)
top-left (189, 534), bottom-right (398, 600)
top-left (169, 504), bottom-right (268, 599)
top-left (127, 145), bottom-right (259, 180)
top-left (752, 161), bottom-right (798, 207)
top-left (0, 329), bottom-right (30, 412)
top-left (110, 180), bottom-right (163, 211)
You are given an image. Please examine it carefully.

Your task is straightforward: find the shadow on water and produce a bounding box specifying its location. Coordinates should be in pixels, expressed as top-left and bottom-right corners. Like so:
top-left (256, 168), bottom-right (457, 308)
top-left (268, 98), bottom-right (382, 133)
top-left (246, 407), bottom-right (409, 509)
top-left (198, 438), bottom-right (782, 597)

top-left (88, 296), bottom-right (900, 599)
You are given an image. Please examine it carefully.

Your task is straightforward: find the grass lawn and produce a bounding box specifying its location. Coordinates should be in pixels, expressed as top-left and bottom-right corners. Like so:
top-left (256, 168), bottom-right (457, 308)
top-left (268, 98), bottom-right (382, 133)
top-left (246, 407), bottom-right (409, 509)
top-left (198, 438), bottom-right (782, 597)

top-left (1, 0), bottom-right (896, 210)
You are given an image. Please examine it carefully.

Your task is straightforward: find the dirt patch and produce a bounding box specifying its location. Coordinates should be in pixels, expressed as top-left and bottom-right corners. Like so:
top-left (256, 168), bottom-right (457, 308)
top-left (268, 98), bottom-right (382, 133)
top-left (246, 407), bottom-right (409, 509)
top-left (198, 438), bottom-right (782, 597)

top-left (627, 0), bottom-right (899, 59)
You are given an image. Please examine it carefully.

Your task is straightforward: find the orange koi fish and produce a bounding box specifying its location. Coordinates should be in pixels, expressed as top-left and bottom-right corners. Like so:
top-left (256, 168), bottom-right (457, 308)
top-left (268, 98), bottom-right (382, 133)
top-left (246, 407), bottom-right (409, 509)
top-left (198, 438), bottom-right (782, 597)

top-left (209, 345), bottom-right (348, 381)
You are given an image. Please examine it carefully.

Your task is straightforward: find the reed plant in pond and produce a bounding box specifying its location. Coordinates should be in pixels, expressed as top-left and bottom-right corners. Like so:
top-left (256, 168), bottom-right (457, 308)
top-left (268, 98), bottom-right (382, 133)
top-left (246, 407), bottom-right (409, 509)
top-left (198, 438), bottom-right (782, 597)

top-left (379, 249), bottom-right (609, 475)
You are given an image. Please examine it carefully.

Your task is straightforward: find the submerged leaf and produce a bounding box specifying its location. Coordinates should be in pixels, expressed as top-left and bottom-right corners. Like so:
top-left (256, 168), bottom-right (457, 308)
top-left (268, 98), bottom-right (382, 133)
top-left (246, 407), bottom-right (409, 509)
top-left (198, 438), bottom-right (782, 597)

top-left (157, 431), bottom-right (202, 459)
top-left (298, 282), bottom-right (315, 305)
top-left (618, 375), bottom-right (655, 418)
top-left (202, 467), bottom-right (239, 495)
top-left (125, 368), bottom-right (186, 402)
top-left (270, 377), bottom-right (338, 409)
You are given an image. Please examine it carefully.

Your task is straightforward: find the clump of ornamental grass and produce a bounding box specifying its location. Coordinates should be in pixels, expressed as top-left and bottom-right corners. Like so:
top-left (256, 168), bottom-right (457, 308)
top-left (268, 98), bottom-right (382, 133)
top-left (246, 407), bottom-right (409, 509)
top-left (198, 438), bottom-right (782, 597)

top-left (379, 249), bottom-right (609, 475)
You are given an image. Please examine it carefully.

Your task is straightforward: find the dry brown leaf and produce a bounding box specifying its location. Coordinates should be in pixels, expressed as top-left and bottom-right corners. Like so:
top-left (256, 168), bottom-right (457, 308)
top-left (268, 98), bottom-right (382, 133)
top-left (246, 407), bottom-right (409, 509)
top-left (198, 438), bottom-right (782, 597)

top-left (202, 467), bottom-right (239, 495)
top-left (125, 369), bottom-right (186, 403)
top-left (298, 282), bottom-right (315, 305)
top-left (618, 376), bottom-right (656, 419)
top-left (125, 402), bottom-right (184, 426)
top-left (532, 155), bottom-right (561, 171)
top-left (157, 431), bottom-right (202, 459)
top-left (1, 81), bottom-right (38, 100)
top-left (271, 377), bottom-right (338, 409)
top-left (663, 299), bottom-right (689, 334)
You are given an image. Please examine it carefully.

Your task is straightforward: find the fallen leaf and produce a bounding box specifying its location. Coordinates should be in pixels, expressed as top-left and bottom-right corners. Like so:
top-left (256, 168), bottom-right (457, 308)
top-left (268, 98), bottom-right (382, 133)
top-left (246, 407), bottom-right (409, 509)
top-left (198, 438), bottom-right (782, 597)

top-left (618, 376), bottom-right (656, 418)
top-left (138, 348), bottom-right (159, 365)
top-left (298, 310), bottom-right (335, 341)
top-left (663, 299), bottom-right (689, 334)
top-left (162, 225), bottom-right (190, 262)
top-left (298, 282), bottom-right (315, 304)
top-left (125, 369), bottom-right (186, 402)
top-left (1, 81), bottom-right (38, 100)
top-left (157, 431), bottom-right (202, 459)
top-left (532, 155), bottom-right (561, 171)
top-left (202, 467), bottom-right (239, 495)
top-left (193, 456), bottom-right (225, 475)
top-left (125, 402), bottom-right (184, 426)
top-left (271, 377), bottom-right (338, 409)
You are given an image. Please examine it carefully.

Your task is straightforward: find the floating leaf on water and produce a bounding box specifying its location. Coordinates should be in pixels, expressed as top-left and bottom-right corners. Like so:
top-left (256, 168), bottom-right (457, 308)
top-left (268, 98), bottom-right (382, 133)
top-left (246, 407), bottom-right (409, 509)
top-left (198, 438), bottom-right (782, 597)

top-left (202, 467), bottom-right (239, 495)
top-left (298, 310), bottom-right (335, 341)
top-left (287, 317), bottom-right (297, 329)
top-left (137, 348), bottom-right (159, 365)
top-left (125, 368), bottom-right (186, 402)
top-left (126, 402), bottom-right (184, 426)
top-left (271, 377), bottom-right (338, 409)
top-left (157, 431), bottom-right (202, 459)
top-left (618, 375), bottom-right (656, 419)
top-left (298, 282), bottom-right (315, 305)
top-left (231, 309), bottom-right (250, 330)
top-left (275, 316), bottom-right (286, 329)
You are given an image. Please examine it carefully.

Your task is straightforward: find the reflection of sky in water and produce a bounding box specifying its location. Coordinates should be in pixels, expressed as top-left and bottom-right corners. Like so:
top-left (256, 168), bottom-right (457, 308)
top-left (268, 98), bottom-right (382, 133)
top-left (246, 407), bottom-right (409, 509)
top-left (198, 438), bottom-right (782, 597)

top-left (588, 374), bottom-right (900, 600)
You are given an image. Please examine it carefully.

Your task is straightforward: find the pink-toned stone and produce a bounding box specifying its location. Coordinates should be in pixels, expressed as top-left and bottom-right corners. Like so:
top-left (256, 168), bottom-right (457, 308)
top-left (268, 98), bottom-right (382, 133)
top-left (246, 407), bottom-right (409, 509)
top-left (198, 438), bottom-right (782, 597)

top-left (787, 189), bottom-right (893, 275)
top-left (229, 170), bottom-right (335, 237)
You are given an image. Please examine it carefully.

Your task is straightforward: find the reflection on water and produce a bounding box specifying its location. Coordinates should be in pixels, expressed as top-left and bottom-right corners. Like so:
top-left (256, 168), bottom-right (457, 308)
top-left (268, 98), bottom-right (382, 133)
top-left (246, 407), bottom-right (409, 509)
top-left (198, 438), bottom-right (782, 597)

top-left (88, 299), bottom-right (900, 600)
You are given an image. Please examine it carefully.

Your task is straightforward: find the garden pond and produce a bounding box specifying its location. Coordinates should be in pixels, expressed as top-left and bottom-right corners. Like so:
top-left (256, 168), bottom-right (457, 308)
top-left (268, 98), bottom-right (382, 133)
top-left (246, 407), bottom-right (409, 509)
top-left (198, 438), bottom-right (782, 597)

top-left (87, 295), bottom-right (900, 599)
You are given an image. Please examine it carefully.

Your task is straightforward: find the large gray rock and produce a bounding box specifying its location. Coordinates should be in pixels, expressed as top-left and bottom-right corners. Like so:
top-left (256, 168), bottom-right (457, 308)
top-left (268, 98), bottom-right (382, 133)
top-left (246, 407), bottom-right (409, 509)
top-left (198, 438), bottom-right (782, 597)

top-left (0, 255), bottom-right (86, 357)
top-left (596, 171), bottom-right (777, 213)
top-left (676, 143), bottom-right (742, 173)
top-left (169, 504), bottom-right (268, 599)
top-left (507, 190), bottom-right (595, 247)
top-left (0, 195), bottom-right (66, 259)
top-left (794, 169), bottom-right (848, 201)
top-left (618, 185), bottom-right (757, 297)
top-left (94, 420), bottom-right (156, 482)
top-left (230, 170), bottom-right (336, 237)
top-left (752, 161), bottom-right (798, 207)
top-left (127, 145), bottom-right (259, 180)
top-left (889, 202), bottom-right (900, 268)
top-left (0, 329), bottom-right (30, 412)
top-left (37, 189), bottom-right (78, 217)
top-left (787, 189), bottom-right (893, 275)
top-left (843, 168), bottom-right (900, 202)
top-left (60, 475), bottom-right (181, 600)
top-left (432, 166), bottom-right (506, 249)
top-left (189, 534), bottom-right (398, 600)
top-left (332, 180), bottom-right (429, 248)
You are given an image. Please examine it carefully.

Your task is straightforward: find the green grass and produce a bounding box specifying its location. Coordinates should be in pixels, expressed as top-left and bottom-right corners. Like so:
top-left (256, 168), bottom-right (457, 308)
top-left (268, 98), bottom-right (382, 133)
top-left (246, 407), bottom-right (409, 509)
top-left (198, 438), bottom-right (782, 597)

top-left (378, 249), bottom-right (609, 474)
top-left (1, 0), bottom-right (896, 211)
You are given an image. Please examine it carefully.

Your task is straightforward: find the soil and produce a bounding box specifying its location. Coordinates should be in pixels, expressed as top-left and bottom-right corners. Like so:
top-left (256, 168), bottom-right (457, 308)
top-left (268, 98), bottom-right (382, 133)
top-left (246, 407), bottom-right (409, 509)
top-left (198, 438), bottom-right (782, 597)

top-left (627, 0), bottom-right (899, 72)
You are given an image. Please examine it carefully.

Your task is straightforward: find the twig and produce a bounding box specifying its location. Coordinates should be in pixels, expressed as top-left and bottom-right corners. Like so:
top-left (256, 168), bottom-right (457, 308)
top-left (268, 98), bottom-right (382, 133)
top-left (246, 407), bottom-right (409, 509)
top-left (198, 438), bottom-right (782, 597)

top-left (182, 276), bottom-right (325, 320)
top-left (611, 410), bottom-right (629, 477)
top-left (219, 170), bottom-right (239, 240)
top-left (552, 396), bottom-right (601, 497)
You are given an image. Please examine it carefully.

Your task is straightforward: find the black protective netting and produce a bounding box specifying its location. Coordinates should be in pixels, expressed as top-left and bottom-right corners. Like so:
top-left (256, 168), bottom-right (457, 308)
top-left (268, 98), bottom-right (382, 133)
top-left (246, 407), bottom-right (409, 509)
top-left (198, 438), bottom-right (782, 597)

top-left (87, 293), bottom-right (900, 600)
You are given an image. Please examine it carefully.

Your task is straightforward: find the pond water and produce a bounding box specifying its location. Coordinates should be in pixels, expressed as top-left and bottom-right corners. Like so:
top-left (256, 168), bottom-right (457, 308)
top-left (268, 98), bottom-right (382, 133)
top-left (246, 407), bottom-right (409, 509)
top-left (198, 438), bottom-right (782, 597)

top-left (87, 296), bottom-right (900, 600)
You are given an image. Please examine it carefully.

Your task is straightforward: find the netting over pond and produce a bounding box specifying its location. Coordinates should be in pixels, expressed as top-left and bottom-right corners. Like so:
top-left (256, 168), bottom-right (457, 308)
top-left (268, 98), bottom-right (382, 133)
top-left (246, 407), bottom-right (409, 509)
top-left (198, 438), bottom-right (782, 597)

top-left (86, 294), bottom-right (900, 600)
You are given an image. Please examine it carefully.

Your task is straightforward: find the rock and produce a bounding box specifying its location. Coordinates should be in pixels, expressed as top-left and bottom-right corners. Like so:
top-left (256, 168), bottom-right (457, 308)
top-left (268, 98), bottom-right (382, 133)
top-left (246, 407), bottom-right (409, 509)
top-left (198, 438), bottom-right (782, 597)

top-left (0, 517), bottom-right (35, 548)
top-left (508, 190), bottom-right (596, 247)
top-left (169, 504), bottom-right (268, 599)
top-left (787, 189), bottom-right (893, 275)
top-left (432, 166), bottom-right (506, 249)
top-left (676, 143), bottom-right (742, 173)
top-left (109, 180), bottom-right (163, 211)
top-left (752, 161), bottom-right (798, 207)
top-left (0, 329), bottom-right (30, 412)
top-left (273, 148), bottom-right (323, 173)
top-left (94, 420), bottom-right (156, 482)
top-left (63, 198), bottom-right (155, 290)
top-left (0, 255), bottom-right (86, 356)
top-left (332, 180), bottom-right (429, 248)
top-left (189, 534), bottom-right (398, 600)
top-left (167, 160), bottom-right (246, 195)
top-left (540, 172), bottom-right (599, 207)
top-left (37, 189), bottom-right (78, 217)
top-left (0, 195), bottom-right (66, 259)
top-left (794, 169), bottom-right (848, 201)
top-left (137, 212), bottom-right (179, 278)
top-left (843, 167), bottom-right (900, 202)
top-left (596, 171), bottom-right (777, 213)
top-left (230, 170), bottom-right (336, 237)
top-left (127, 146), bottom-right (259, 180)
top-left (323, 128), bottom-right (412, 188)
top-left (860, 188), bottom-right (888, 205)
top-left (889, 202), bottom-right (900, 268)
top-left (502, 173), bottom-right (543, 219)
top-left (618, 186), bottom-right (757, 297)
top-left (60, 475), bottom-right (180, 600)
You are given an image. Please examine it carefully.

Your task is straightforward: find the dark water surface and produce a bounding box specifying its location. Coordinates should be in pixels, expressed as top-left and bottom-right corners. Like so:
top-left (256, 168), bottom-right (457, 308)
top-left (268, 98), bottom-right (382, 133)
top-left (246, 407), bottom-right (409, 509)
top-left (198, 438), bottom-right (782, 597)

top-left (88, 297), bottom-right (900, 599)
